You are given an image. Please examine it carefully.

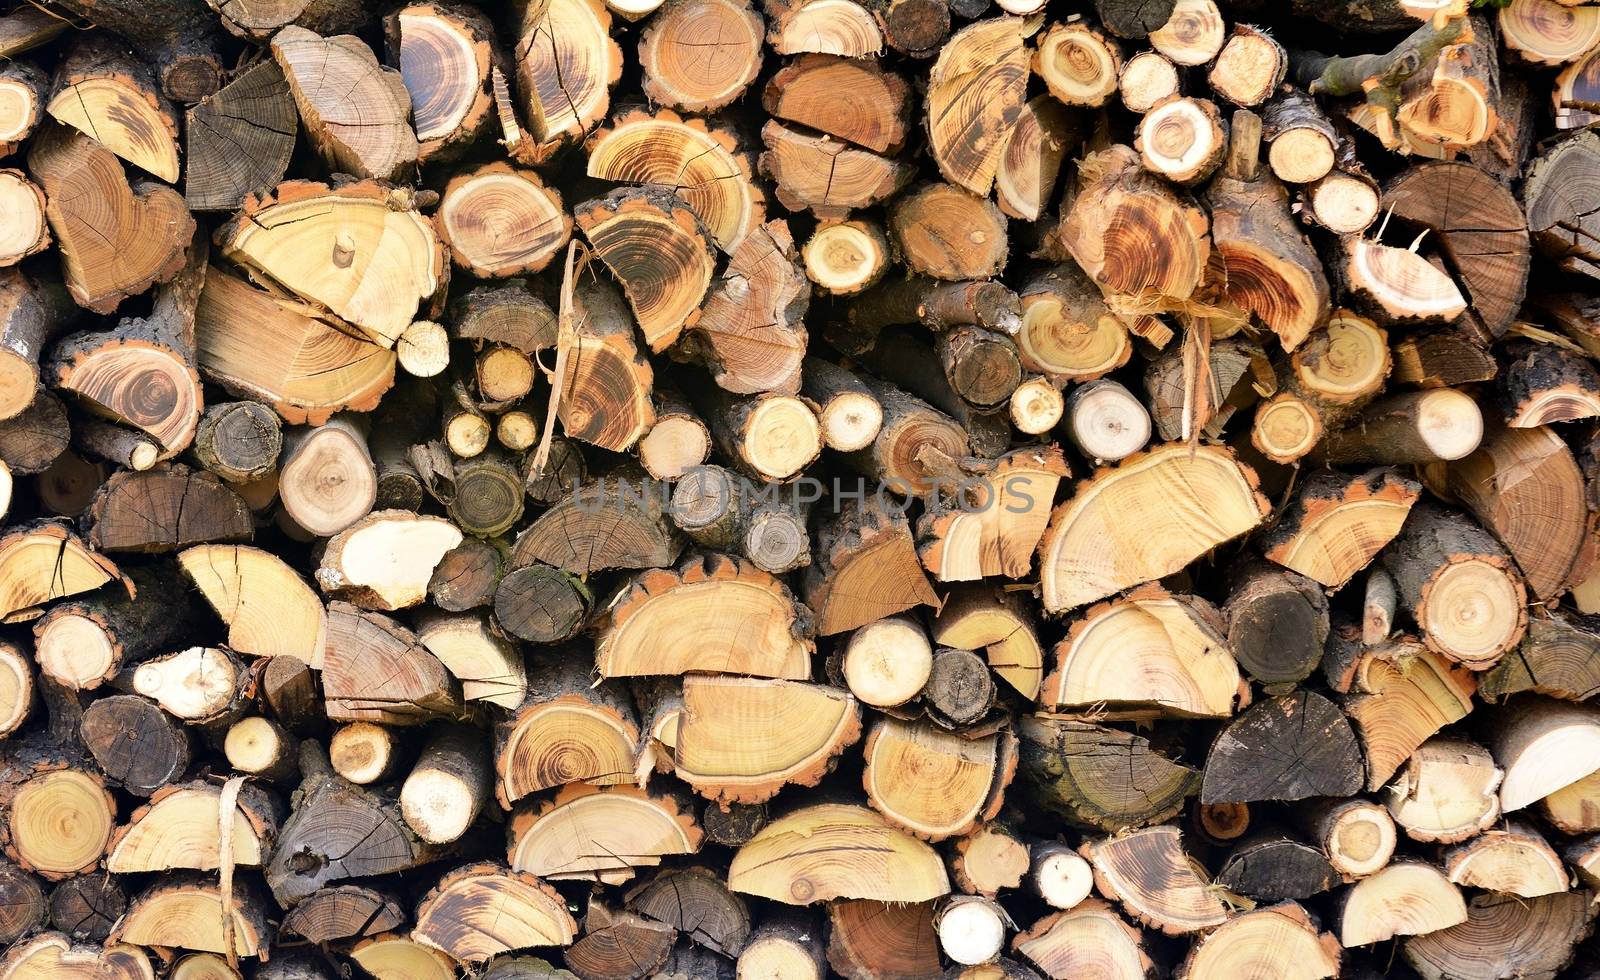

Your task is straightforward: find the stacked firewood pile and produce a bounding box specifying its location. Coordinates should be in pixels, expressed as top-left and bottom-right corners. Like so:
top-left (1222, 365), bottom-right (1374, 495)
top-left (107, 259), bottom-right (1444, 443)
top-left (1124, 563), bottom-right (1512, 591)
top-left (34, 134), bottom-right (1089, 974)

top-left (6, 0), bottom-right (1600, 976)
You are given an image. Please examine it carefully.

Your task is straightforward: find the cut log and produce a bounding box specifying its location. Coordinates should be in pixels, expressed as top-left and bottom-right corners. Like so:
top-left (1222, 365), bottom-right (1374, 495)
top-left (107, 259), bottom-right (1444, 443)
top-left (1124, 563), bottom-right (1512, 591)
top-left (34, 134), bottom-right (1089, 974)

top-left (1137, 96), bottom-right (1225, 185)
top-left (827, 899), bottom-right (941, 980)
top-left (0, 643), bottom-right (31, 740)
top-left (128, 646), bottom-right (248, 726)
top-left (1215, 835), bottom-right (1338, 902)
top-left (195, 269), bottom-right (396, 424)
top-left (922, 647), bottom-right (995, 728)
top-left (936, 895), bottom-right (1008, 967)
top-left (27, 124), bottom-right (192, 314)
top-left (0, 521), bottom-right (126, 620)
top-left (1379, 504), bottom-right (1527, 669)
top-left (1497, 342), bottom-right (1600, 426)
top-left (1059, 144), bottom-right (1211, 308)
top-left (1338, 238), bottom-right (1468, 328)
top-left (0, 933), bottom-right (153, 980)
top-left (1317, 389), bottom-right (1483, 466)
top-left (728, 803), bottom-right (948, 904)
top-left (34, 564), bottom-right (199, 692)
top-left (675, 676), bottom-right (859, 804)
top-left (764, 54), bottom-right (909, 154)
top-left (625, 866), bottom-right (749, 957)
top-left (684, 220), bottom-right (808, 395)
top-left (762, 119), bottom-right (913, 218)
top-left (596, 554), bottom-right (811, 678)
top-left (193, 402), bottom-right (281, 485)
top-left (271, 27), bottom-right (416, 181)
top-left (0, 863), bottom-right (45, 944)
top-left (575, 187), bottom-right (713, 353)
top-left (183, 58), bottom-right (296, 213)
top-left (328, 722), bottom-right (401, 785)
top-left (1181, 904), bottom-right (1339, 980)
top-left (1045, 585), bottom-right (1241, 718)
top-left (801, 357), bottom-right (884, 453)
top-left (1202, 692), bottom-right (1364, 802)
top-left (1027, 843), bottom-right (1093, 910)
top-left (639, 0), bottom-right (762, 112)
top-left (1120, 49), bottom-right (1180, 114)
top-left (45, 39), bottom-right (179, 184)
top-left (1338, 861), bottom-right (1466, 947)
top-left (1441, 819), bottom-right (1565, 897)
top-left (1524, 131), bottom-right (1600, 280)
top-left (951, 824), bottom-right (1028, 898)
top-left (109, 875), bottom-right (270, 959)
top-left (387, 3), bottom-right (496, 161)
top-left (1343, 640), bottom-right (1476, 789)
top-left (801, 221), bottom-right (889, 296)
top-left (105, 781), bottom-right (275, 873)
top-left (925, 16), bottom-right (1027, 196)
top-left (0, 267), bottom-right (70, 422)
top-left (863, 718), bottom-right (1005, 840)
top-left (281, 884), bottom-right (404, 944)
top-left (0, 754), bottom-right (117, 879)
top-left (0, 61), bottom-right (46, 158)
top-left (1486, 696), bottom-right (1600, 811)
top-left (1150, 0), bottom-right (1225, 65)
top-left (225, 715), bottom-right (298, 784)
top-left (1224, 562), bottom-right (1329, 687)
top-left (1084, 825), bottom-right (1226, 935)
top-left (1010, 377), bottom-right (1064, 436)
top-left (278, 417), bottom-right (377, 537)
top-left (1037, 443), bottom-right (1269, 613)
top-left (1017, 715), bottom-right (1200, 832)
top-left (736, 910), bottom-right (825, 979)
top-left (414, 865), bottom-right (576, 963)
top-left (349, 935), bottom-right (456, 980)
top-left (917, 446), bottom-right (1069, 582)
top-left (178, 544), bottom-right (325, 666)
top-left (887, 183), bottom-right (1008, 283)
top-left (493, 660), bottom-right (636, 806)
top-left (1251, 394), bottom-right (1322, 464)
top-left (805, 495), bottom-right (939, 635)
top-left (398, 727), bottom-right (490, 846)
top-left (564, 898), bottom-right (673, 978)
top-left (1062, 381), bottom-right (1146, 463)
top-left (0, 171), bottom-right (46, 268)
top-left (508, 784), bottom-right (702, 885)
top-left (1208, 25), bottom-right (1287, 108)
top-left (1012, 901), bottom-right (1151, 980)
top-left (82, 465), bottom-right (251, 553)
top-left (511, 474), bottom-right (681, 576)
top-left (995, 96), bottom-right (1078, 221)
top-left (842, 615), bottom-right (932, 710)
top-left (437, 164), bottom-right (569, 278)
top-left (1405, 891), bottom-right (1595, 980)
top-left (1262, 87), bottom-right (1338, 184)
top-left (1033, 22), bottom-right (1121, 108)
top-left (1384, 736), bottom-right (1501, 843)
top-left (1017, 265), bottom-right (1132, 382)
top-left (217, 180), bottom-right (445, 349)
top-left (413, 610), bottom-right (525, 706)
top-left (321, 602), bottom-right (458, 725)
top-left (556, 277), bottom-right (655, 453)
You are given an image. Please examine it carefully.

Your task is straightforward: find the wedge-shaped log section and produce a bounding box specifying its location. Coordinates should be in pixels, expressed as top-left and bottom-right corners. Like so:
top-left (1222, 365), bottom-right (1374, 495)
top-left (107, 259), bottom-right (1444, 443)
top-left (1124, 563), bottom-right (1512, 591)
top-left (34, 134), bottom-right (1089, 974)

top-left (508, 784), bottom-right (702, 886)
top-left (84, 465), bottom-right (251, 553)
top-left (1339, 861), bottom-right (1466, 948)
top-left (1543, 768), bottom-right (1600, 834)
top-left (1442, 819), bottom-right (1566, 897)
top-left (675, 676), bottom-right (861, 804)
top-left (933, 584), bottom-right (1044, 702)
top-left (729, 803), bottom-right (948, 905)
top-left (585, 110), bottom-right (761, 251)
top-left (1085, 826), bottom-right (1227, 935)
top-left (997, 95), bottom-right (1078, 222)
top-left (1038, 444), bottom-right (1268, 613)
top-left (280, 885), bottom-right (403, 944)
top-left (46, 39), bottom-right (180, 184)
top-left (178, 544), bottom-right (326, 667)
top-left (106, 781), bottom-right (276, 873)
top-left (557, 277), bottom-right (655, 453)
top-left (1059, 144), bottom-right (1211, 306)
top-left (512, 476), bottom-right (681, 576)
top-left (770, 0), bottom-right (882, 55)
top-left (1343, 640), bottom-right (1476, 790)
top-left (1481, 612), bottom-right (1600, 702)
top-left (1018, 715), bottom-right (1200, 832)
top-left (827, 899), bottom-right (941, 980)
top-left (764, 54), bottom-right (910, 154)
top-left (416, 611), bottom-right (526, 709)
top-left (271, 27), bottom-right (417, 181)
top-left (322, 602), bottom-right (458, 725)
top-left (760, 120), bottom-right (913, 219)
top-left (196, 269), bottom-right (395, 425)
top-left (512, 0), bottom-right (621, 150)
top-left (569, 187), bottom-right (707, 352)
top-left (1384, 737), bottom-right (1502, 843)
top-left (626, 866), bottom-right (751, 956)
top-left (1202, 692), bottom-right (1364, 803)
top-left (926, 17), bottom-right (1027, 195)
top-left (388, 3), bottom-right (496, 161)
top-left (1339, 238), bottom-right (1467, 327)
top-left (1045, 585), bottom-right (1242, 718)
top-left (1404, 891), bottom-right (1595, 980)
top-left (1180, 903), bottom-right (1340, 980)
top-left (494, 660), bottom-right (637, 805)
top-left (1013, 900), bottom-right (1152, 980)
top-left (0, 522), bottom-right (124, 619)
top-left (218, 180), bottom-right (445, 348)
top-left (110, 876), bottom-right (269, 959)
top-left (863, 718), bottom-right (1005, 841)
top-left (684, 219), bottom-right (809, 395)
top-left (918, 446), bottom-right (1069, 582)
top-left (27, 124), bottom-right (193, 314)
top-left (806, 496), bottom-right (939, 636)
top-left (1487, 696), bottom-right (1600, 811)
top-left (1260, 468), bottom-right (1420, 590)
top-left (413, 864), bottom-right (577, 964)
top-left (1440, 422), bottom-right (1588, 602)
top-left (0, 934), bottom-right (153, 980)
top-left (185, 60), bottom-right (297, 212)
top-left (597, 554), bottom-right (812, 679)
top-left (266, 745), bottom-right (443, 907)
top-left (316, 511), bottom-right (461, 612)
top-left (1385, 161), bottom-right (1529, 339)
top-left (437, 164), bottom-right (570, 278)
